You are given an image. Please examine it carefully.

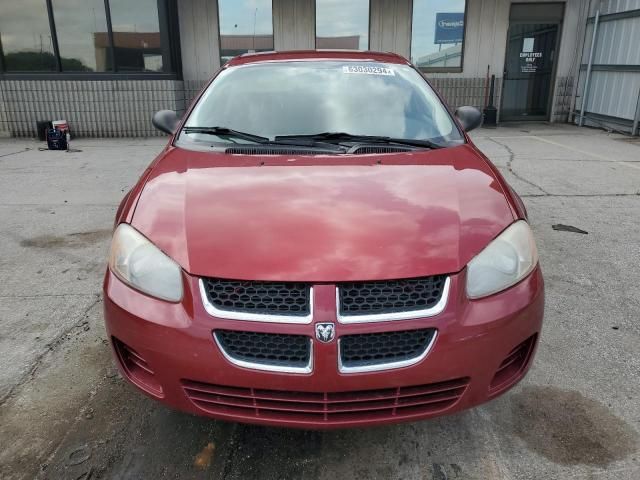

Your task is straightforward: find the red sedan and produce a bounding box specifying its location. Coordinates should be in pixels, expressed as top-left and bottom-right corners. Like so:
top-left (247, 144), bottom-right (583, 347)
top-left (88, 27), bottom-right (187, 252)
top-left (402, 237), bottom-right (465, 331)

top-left (105, 50), bottom-right (543, 429)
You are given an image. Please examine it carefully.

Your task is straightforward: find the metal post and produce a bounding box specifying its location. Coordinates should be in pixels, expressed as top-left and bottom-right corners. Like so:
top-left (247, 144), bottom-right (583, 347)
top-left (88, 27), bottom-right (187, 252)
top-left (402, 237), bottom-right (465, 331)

top-left (579, 8), bottom-right (600, 127)
top-left (45, 0), bottom-right (62, 72)
top-left (0, 34), bottom-right (5, 72)
top-left (104, 0), bottom-right (117, 72)
top-left (633, 87), bottom-right (640, 136)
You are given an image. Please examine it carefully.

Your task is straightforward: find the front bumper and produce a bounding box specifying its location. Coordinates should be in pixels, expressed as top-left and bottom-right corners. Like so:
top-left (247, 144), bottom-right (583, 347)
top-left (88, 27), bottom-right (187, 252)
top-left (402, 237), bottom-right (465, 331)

top-left (103, 266), bottom-right (544, 429)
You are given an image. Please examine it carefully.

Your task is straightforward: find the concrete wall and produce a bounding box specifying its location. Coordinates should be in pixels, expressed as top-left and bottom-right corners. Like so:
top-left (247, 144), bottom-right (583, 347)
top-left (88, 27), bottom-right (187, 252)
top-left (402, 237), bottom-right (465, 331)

top-left (274, 0), bottom-right (315, 51)
top-left (369, 0), bottom-right (412, 58)
top-left (0, 0), bottom-right (590, 137)
top-left (178, 0), bottom-right (221, 82)
top-left (174, 0), bottom-right (502, 115)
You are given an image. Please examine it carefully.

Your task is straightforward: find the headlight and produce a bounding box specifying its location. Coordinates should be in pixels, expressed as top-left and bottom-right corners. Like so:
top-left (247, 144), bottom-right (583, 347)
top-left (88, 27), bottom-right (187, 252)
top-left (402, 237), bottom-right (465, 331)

top-left (109, 224), bottom-right (183, 302)
top-left (466, 220), bottom-right (538, 299)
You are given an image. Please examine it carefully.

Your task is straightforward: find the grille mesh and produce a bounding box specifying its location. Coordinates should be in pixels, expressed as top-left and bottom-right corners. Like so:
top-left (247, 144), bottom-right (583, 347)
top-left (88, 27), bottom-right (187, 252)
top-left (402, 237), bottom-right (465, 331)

top-left (340, 329), bottom-right (436, 368)
top-left (338, 276), bottom-right (447, 316)
top-left (215, 330), bottom-right (310, 368)
top-left (203, 279), bottom-right (311, 316)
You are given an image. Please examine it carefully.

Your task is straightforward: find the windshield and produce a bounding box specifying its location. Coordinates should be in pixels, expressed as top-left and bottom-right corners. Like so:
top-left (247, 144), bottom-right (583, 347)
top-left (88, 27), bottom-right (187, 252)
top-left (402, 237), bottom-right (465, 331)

top-left (182, 61), bottom-right (464, 146)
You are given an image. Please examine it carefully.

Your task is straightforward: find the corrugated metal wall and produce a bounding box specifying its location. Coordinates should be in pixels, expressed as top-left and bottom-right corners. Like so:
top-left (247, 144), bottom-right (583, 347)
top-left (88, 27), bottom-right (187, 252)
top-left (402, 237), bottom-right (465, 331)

top-left (575, 0), bottom-right (640, 132)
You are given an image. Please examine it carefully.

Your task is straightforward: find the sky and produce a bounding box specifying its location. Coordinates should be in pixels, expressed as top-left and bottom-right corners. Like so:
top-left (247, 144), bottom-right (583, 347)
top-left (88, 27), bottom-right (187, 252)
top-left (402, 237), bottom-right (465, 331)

top-left (218, 0), bottom-right (274, 36)
top-left (0, 0), bottom-right (56, 56)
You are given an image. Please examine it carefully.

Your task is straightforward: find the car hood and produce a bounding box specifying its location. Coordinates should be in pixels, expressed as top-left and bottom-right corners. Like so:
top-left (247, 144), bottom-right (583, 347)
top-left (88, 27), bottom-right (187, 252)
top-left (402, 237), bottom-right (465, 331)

top-left (131, 145), bottom-right (515, 282)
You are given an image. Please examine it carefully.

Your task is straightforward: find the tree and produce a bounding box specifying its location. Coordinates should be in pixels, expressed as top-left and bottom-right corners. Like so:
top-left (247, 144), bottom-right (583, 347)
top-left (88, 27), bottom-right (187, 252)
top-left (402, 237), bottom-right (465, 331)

top-left (4, 51), bottom-right (91, 72)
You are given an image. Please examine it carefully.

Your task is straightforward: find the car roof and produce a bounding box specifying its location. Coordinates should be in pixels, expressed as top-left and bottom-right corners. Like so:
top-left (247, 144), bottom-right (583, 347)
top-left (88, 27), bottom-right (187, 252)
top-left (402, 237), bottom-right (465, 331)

top-left (225, 50), bottom-right (411, 67)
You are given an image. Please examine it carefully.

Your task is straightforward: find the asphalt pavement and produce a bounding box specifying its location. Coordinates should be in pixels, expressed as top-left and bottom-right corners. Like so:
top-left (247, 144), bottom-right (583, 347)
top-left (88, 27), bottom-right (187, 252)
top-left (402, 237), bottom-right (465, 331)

top-left (0, 123), bottom-right (639, 479)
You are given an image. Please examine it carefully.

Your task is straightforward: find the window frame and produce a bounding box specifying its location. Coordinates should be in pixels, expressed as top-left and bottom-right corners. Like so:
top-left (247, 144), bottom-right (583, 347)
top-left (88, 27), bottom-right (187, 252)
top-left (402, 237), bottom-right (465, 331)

top-left (0, 28), bottom-right (5, 73)
top-left (409, 0), bottom-right (469, 74)
top-left (0, 0), bottom-right (181, 79)
top-left (314, 0), bottom-right (371, 50)
top-left (217, 0), bottom-right (275, 67)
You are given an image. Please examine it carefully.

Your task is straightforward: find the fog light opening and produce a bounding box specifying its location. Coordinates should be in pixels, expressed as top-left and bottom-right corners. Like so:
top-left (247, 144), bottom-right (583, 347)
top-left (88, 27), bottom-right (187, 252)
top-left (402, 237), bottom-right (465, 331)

top-left (489, 334), bottom-right (537, 395)
top-left (112, 337), bottom-right (164, 397)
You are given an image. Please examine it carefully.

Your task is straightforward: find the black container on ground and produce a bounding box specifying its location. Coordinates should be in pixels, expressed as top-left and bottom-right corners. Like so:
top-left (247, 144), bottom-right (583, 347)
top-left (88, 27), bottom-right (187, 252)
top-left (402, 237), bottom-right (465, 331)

top-left (37, 121), bottom-right (53, 141)
top-left (483, 75), bottom-right (498, 127)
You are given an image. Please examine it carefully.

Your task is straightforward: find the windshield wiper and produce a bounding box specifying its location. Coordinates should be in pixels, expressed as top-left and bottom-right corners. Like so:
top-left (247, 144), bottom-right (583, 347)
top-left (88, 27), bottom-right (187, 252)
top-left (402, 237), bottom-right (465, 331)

top-left (183, 126), bottom-right (270, 144)
top-left (275, 132), bottom-right (444, 149)
top-left (182, 126), bottom-right (348, 152)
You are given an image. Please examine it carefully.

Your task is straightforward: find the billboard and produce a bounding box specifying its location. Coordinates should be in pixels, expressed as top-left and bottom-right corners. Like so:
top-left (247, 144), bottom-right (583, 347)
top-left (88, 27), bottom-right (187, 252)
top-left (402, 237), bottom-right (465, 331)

top-left (434, 13), bottom-right (464, 45)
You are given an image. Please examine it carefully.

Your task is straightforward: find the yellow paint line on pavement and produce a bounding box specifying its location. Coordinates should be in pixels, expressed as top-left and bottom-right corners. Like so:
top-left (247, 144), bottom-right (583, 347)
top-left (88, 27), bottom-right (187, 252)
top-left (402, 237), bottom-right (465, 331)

top-left (488, 134), bottom-right (640, 171)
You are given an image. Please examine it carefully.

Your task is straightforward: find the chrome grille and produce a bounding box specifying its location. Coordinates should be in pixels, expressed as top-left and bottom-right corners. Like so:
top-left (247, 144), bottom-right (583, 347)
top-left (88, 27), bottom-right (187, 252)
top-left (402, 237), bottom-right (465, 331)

top-left (202, 278), bottom-right (311, 318)
top-left (339, 329), bottom-right (437, 372)
top-left (214, 330), bottom-right (312, 373)
top-left (337, 276), bottom-right (448, 321)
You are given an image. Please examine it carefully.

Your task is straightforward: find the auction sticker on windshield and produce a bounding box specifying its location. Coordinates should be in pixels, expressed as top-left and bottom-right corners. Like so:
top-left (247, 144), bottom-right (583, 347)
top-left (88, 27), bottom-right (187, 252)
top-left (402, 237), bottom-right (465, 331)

top-left (342, 65), bottom-right (395, 76)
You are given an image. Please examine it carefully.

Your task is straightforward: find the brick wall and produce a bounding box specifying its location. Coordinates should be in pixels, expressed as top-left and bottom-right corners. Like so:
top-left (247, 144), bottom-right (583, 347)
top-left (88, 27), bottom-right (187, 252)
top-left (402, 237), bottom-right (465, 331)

top-left (183, 80), bottom-right (208, 111)
top-left (552, 76), bottom-right (574, 123)
top-left (429, 77), bottom-right (502, 112)
top-left (0, 79), bottom-right (187, 137)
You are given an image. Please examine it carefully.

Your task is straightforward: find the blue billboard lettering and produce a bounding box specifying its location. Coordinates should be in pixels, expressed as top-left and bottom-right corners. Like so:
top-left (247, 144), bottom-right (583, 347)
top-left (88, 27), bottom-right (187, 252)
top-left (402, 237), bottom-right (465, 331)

top-left (434, 12), bottom-right (464, 45)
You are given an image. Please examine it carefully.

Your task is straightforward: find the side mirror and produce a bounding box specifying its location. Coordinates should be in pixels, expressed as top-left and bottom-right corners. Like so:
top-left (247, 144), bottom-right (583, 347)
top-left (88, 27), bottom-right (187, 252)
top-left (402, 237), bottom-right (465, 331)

top-left (455, 106), bottom-right (483, 132)
top-left (152, 110), bottom-right (180, 135)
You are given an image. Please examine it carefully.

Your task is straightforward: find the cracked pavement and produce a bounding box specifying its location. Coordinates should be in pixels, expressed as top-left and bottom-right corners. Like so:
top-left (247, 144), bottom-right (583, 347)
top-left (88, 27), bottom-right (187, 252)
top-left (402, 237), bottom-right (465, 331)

top-left (0, 125), bottom-right (639, 479)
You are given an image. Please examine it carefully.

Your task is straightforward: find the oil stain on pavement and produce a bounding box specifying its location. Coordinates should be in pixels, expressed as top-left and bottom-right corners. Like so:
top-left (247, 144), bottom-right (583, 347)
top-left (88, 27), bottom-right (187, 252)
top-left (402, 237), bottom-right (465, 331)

top-left (501, 386), bottom-right (638, 466)
top-left (220, 425), bottom-right (324, 479)
top-left (20, 229), bottom-right (112, 249)
top-left (194, 442), bottom-right (216, 470)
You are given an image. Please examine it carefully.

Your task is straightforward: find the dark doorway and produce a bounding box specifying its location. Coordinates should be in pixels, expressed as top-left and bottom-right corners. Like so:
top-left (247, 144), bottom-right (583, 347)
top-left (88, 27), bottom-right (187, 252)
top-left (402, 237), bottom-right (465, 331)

top-left (501, 4), bottom-right (564, 121)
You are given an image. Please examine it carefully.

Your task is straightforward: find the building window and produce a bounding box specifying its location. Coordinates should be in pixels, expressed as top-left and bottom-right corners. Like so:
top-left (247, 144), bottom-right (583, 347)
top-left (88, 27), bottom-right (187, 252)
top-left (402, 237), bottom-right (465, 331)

top-left (0, 0), bottom-right (178, 75)
top-left (316, 0), bottom-right (369, 50)
top-left (109, 0), bottom-right (165, 72)
top-left (218, 0), bottom-right (274, 65)
top-left (0, 0), bottom-right (57, 71)
top-left (52, 0), bottom-right (109, 72)
top-left (411, 0), bottom-right (466, 71)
